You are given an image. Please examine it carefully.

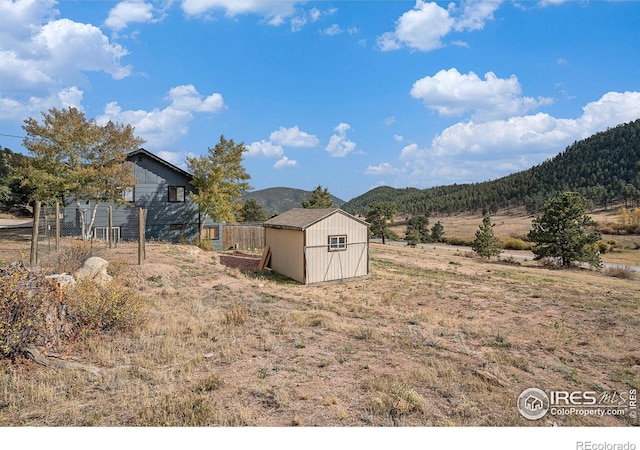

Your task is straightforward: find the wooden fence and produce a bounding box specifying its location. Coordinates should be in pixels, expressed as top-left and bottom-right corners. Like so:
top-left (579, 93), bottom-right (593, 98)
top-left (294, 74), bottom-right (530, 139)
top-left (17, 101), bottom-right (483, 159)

top-left (222, 224), bottom-right (265, 251)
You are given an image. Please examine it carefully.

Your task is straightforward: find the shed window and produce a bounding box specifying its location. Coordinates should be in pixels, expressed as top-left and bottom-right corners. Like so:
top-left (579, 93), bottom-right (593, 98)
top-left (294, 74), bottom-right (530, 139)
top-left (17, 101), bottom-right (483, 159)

top-left (168, 186), bottom-right (185, 202)
top-left (328, 235), bottom-right (347, 251)
top-left (169, 223), bottom-right (184, 231)
top-left (201, 225), bottom-right (220, 240)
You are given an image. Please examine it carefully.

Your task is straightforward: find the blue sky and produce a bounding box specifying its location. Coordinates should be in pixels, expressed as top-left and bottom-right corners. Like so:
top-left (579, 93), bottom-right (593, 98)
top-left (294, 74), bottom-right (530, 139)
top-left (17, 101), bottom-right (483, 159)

top-left (1, 0), bottom-right (640, 201)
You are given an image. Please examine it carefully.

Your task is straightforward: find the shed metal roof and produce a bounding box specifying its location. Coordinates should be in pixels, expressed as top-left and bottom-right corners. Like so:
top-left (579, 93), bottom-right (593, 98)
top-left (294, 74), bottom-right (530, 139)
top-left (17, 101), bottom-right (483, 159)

top-left (263, 208), bottom-right (368, 231)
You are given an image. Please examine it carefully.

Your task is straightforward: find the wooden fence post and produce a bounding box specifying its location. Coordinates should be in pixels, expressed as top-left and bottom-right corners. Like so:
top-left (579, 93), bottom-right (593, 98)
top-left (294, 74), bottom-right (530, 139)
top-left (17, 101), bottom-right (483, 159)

top-left (138, 207), bottom-right (144, 265)
top-left (54, 201), bottom-right (60, 252)
top-left (30, 200), bottom-right (41, 267)
top-left (108, 206), bottom-right (113, 249)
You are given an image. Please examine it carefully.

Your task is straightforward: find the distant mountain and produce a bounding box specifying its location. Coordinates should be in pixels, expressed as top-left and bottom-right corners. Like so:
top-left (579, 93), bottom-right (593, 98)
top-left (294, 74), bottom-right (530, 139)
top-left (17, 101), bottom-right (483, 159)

top-left (342, 119), bottom-right (640, 215)
top-left (243, 187), bottom-right (345, 217)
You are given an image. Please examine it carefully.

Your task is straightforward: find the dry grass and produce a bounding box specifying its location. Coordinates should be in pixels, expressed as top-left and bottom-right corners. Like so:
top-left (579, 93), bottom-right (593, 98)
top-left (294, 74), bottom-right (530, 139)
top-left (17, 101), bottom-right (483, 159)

top-left (0, 238), bottom-right (638, 427)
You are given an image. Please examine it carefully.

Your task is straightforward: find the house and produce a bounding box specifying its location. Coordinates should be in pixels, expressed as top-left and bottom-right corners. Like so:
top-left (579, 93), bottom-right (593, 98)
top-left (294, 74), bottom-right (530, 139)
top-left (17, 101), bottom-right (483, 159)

top-left (263, 208), bottom-right (369, 284)
top-left (62, 148), bottom-right (222, 248)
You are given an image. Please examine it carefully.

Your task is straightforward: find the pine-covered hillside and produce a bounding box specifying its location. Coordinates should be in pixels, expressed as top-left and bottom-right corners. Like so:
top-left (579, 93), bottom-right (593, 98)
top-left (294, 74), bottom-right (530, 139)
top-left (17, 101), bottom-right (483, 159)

top-left (342, 119), bottom-right (640, 215)
top-left (243, 187), bottom-right (345, 217)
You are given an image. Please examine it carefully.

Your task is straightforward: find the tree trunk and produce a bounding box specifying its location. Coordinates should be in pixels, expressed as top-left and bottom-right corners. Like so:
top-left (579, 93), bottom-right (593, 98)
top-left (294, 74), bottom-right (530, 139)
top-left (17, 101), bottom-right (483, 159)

top-left (84, 202), bottom-right (100, 241)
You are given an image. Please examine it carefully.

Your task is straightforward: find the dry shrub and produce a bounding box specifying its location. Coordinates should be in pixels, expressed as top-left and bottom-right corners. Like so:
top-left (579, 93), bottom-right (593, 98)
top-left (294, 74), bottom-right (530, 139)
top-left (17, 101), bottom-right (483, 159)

top-left (605, 266), bottom-right (636, 280)
top-left (364, 377), bottom-right (424, 424)
top-left (129, 393), bottom-right (211, 426)
top-left (41, 240), bottom-right (103, 275)
top-left (224, 303), bottom-right (248, 326)
top-left (0, 264), bottom-right (60, 357)
top-left (65, 280), bottom-right (146, 334)
top-left (498, 237), bottom-right (532, 251)
top-left (446, 237), bottom-right (474, 247)
top-left (195, 239), bottom-right (213, 251)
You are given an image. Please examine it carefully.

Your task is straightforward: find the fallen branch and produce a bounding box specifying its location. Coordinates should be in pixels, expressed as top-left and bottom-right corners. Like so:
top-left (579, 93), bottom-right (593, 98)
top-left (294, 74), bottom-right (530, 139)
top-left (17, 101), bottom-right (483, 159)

top-left (22, 347), bottom-right (102, 377)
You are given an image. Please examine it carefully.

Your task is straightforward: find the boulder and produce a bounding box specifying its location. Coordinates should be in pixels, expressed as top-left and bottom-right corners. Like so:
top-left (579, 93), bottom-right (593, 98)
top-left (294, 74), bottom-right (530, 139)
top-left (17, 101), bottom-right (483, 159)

top-left (74, 257), bottom-right (112, 284)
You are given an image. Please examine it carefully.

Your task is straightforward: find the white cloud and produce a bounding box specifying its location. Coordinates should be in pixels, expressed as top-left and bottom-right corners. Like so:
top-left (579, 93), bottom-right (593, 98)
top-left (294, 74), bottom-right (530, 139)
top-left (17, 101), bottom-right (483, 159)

top-left (156, 150), bottom-right (193, 169)
top-left (377, 1), bottom-right (454, 52)
top-left (0, 87), bottom-right (84, 121)
top-left (246, 140), bottom-right (284, 158)
top-left (0, 0), bottom-right (131, 107)
top-left (394, 91), bottom-right (640, 187)
top-left (368, 91), bottom-right (640, 189)
top-left (321, 24), bottom-right (342, 36)
top-left (377, 0), bottom-right (503, 52)
top-left (410, 68), bottom-right (553, 121)
top-left (274, 156), bottom-right (298, 169)
top-left (269, 126), bottom-right (319, 147)
top-left (96, 85), bottom-right (225, 148)
top-left (167, 85), bottom-right (225, 113)
top-left (290, 6), bottom-right (334, 32)
top-left (364, 163), bottom-right (405, 176)
top-left (394, 134), bottom-right (404, 142)
top-left (454, 0), bottom-right (503, 32)
top-left (105, 1), bottom-right (158, 31)
top-left (180, 0), bottom-right (299, 26)
top-left (326, 122), bottom-right (357, 157)
top-left (399, 143), bottom-right (427, 161)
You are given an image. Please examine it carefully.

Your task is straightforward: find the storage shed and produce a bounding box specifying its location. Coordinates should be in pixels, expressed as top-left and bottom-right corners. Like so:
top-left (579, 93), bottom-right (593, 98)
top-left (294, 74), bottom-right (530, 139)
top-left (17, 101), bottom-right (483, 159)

top-left (263, 208), bottom-right (369, 284)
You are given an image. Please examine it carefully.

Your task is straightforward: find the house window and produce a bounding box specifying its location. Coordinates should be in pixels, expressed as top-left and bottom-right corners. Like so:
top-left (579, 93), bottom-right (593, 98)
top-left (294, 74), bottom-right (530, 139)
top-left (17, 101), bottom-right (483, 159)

top-left (168, 186), bottom-right (185, 202)
top-left (169, 223), bottom-right (184, 231)
top-left (122, 187), bottom-right (134, 203)
top-left (201, 225), bottom-right (220, 240)
top-left (328, 235), bottom-right (347, 251)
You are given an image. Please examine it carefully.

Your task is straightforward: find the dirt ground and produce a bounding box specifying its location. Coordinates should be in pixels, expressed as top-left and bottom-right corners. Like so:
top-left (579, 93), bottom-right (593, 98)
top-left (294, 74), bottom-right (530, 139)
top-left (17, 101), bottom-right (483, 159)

top-left (1, 238), bottom-right (638, 427)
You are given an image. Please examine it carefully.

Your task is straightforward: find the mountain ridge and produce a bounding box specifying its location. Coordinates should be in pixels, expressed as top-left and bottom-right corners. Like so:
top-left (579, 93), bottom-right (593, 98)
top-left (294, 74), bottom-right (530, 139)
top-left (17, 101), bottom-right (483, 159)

top-left (243, 187), bottom-right (345, 217)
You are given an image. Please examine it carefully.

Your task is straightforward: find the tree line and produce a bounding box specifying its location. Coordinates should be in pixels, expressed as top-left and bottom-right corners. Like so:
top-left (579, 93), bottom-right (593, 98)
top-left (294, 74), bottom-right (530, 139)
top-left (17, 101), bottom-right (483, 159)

top-left (343, 119), bottom-right (640, 216)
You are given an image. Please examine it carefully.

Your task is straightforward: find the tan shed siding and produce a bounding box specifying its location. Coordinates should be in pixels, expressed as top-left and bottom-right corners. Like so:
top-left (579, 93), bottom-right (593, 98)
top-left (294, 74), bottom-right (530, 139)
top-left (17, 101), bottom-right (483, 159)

top-left (304, 212), bottom-right (369, 284)
top-left (265, 227), bottom-right (305, 283)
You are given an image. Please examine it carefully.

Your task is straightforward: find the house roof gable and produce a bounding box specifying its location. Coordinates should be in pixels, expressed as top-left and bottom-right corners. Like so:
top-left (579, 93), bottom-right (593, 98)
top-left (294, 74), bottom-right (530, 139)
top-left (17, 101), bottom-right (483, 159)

top-left (263, 208), bottom-right (368, 230)
top-left (127, 148), bottom-right (192, 179)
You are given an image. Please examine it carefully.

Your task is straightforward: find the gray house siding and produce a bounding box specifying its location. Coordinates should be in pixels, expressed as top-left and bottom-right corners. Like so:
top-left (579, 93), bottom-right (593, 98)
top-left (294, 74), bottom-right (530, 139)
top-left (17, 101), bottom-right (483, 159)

top-left (61, 149), bottom-right (222, 248)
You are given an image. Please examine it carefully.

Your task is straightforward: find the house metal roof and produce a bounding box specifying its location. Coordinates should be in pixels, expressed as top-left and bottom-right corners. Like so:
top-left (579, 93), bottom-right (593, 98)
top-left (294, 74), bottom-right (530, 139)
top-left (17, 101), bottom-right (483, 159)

top-left (263, 208), bottom-right (368, 231)
top-left (128, 148), bottom-right (193, 179)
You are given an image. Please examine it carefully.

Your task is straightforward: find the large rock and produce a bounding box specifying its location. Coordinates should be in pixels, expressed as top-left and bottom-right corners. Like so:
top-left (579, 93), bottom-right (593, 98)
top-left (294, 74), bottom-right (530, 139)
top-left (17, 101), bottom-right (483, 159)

top-left (74, 257), bottom-right (112, 284)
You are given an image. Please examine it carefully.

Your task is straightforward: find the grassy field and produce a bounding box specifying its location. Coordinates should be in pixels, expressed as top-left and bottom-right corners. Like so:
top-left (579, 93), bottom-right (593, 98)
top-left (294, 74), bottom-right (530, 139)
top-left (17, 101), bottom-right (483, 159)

top-left (393, 207), bottom-right (640, 267)
top-left (1, 236), bottom-right (638, 427)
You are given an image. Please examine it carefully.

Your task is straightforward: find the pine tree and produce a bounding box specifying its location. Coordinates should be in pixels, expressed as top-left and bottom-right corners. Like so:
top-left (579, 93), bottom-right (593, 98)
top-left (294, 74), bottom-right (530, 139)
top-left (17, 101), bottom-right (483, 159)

top-left (528, 191), bottom-right (602, 267)
top-left (366, 201), bottom-right (397, 244)
top-left (430, 221), bottom-right (445, 243)
top-left (472, 215), bottom-right (501, 259)
top-left (241, 198), bottom-right (267, 222)
top-left (302, 185), bottom-right (333, 209)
